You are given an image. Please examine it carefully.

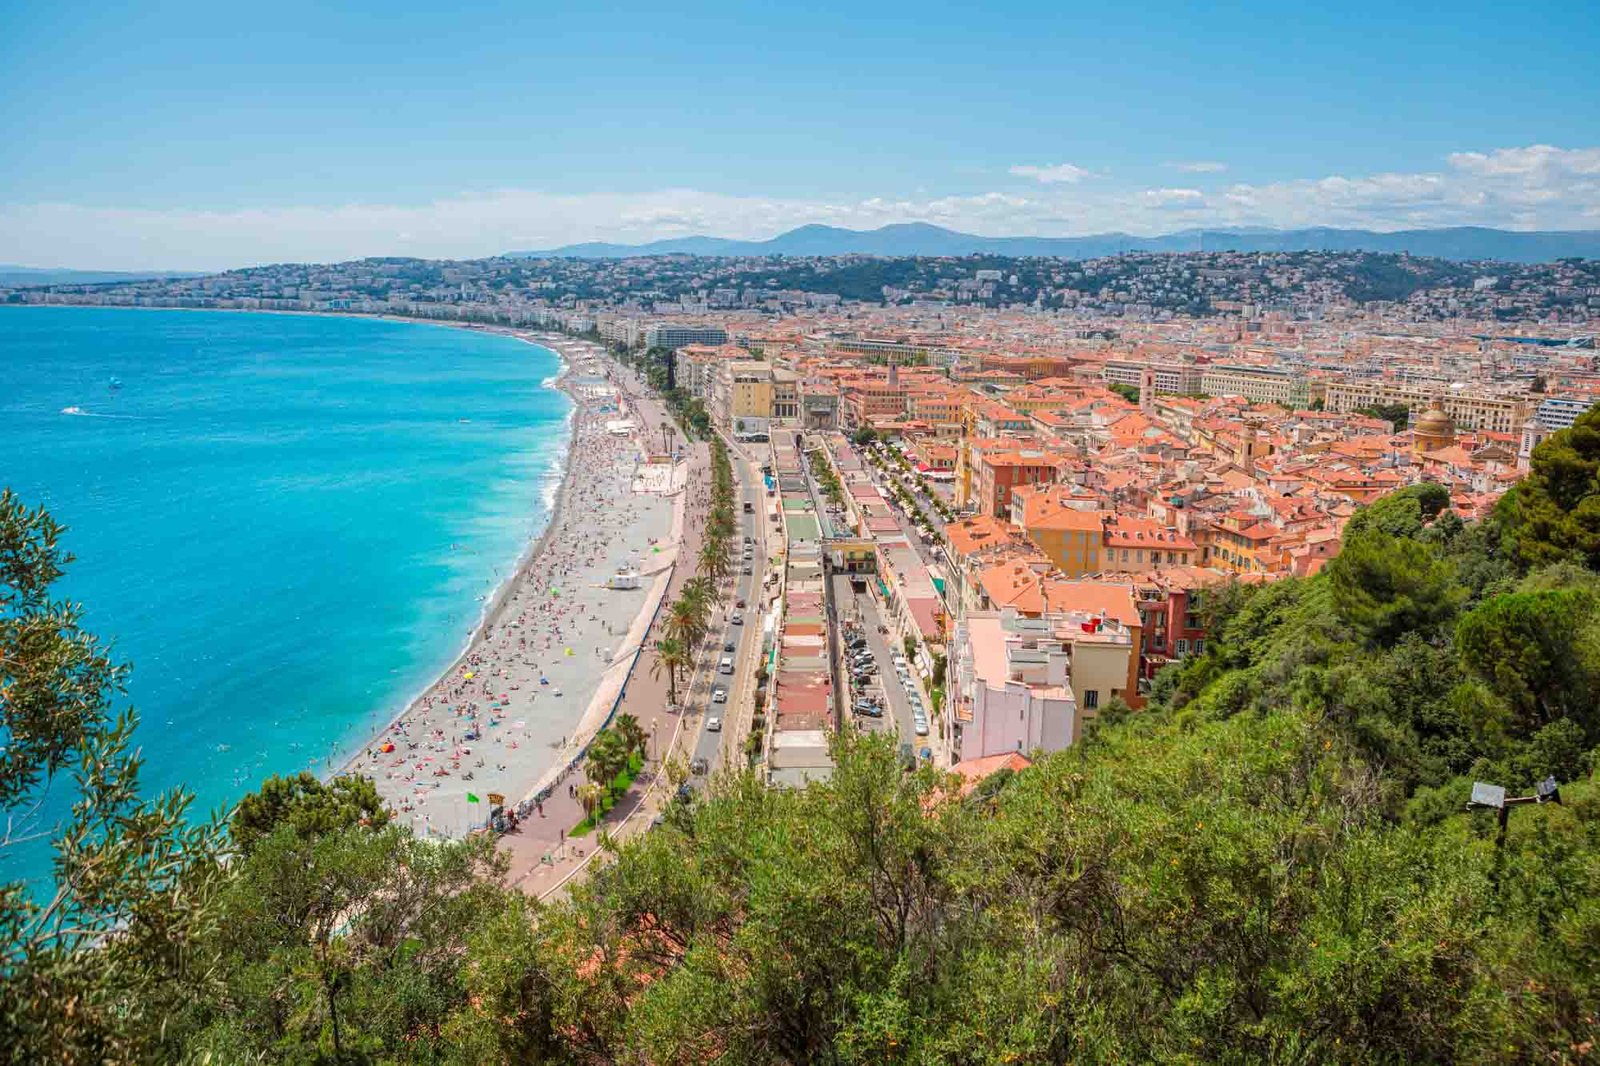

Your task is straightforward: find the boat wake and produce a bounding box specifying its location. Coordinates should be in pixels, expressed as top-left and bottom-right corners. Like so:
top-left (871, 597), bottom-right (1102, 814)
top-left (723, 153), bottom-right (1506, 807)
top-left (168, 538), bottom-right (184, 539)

top-left (61, 405), bottom-right (144, 419)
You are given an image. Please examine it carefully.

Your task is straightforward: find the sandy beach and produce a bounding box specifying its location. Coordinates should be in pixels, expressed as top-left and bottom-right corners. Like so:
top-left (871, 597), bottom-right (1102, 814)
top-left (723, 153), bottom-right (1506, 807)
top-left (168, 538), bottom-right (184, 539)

top-left (338, 334), bottom-right (681, 837)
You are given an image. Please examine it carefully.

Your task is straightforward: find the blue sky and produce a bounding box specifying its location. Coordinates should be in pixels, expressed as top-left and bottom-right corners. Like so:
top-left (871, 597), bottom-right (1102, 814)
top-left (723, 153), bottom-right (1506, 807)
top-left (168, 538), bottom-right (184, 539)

top-left (2, 0), bottom-right (1597, 268)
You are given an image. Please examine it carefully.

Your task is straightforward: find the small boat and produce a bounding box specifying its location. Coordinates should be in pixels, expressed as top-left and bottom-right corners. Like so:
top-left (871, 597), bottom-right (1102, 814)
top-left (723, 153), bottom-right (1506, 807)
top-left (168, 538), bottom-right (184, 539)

top-left (108, 377), bottom-right (123, 391)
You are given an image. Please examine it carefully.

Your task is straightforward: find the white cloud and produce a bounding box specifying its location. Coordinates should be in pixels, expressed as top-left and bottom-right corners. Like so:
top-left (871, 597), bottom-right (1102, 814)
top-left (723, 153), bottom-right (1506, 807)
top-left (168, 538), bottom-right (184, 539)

top-left (1166, 161), bottom-right (1228, 173)
top-left (2, 145), bottom-right (1596, 270)
top-left (1143, 187), bottom-right (1205, 205)
top-left (1446, 144), bottom-right (1600, 178)
top-left (1008, 162), bottom-right (1091, 184)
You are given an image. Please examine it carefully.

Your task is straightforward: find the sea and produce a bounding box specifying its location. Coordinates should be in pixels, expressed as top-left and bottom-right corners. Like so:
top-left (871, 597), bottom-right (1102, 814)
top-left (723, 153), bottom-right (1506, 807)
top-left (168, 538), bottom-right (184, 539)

top-left (0, 307), bottom-right (571, 886)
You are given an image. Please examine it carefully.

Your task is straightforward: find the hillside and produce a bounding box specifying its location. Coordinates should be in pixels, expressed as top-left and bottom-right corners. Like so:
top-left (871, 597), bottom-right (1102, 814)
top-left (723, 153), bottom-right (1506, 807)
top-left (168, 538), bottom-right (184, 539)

top-left (509, 222), bottom-right (1600, 263)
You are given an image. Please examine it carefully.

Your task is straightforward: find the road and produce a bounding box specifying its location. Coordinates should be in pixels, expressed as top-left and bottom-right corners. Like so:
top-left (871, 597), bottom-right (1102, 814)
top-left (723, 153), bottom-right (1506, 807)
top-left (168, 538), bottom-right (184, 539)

top-left (858, 440), bottom-right (943, 568)
top-left (832, 572), bottom-right (931, 750)
top-left (689, 433), bottom-right (769, 777)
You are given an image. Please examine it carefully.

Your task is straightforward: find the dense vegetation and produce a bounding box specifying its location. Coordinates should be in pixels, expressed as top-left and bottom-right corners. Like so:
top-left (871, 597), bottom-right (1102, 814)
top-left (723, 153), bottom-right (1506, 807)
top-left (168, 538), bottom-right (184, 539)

top-left (7, 410), bottom-right (1600, 1062)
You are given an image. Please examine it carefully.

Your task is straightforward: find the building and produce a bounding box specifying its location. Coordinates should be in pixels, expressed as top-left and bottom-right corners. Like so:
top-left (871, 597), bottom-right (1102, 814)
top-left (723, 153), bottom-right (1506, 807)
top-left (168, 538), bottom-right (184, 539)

top-left (1103, 359), bottom-right (1204, 396)
top-left (1519, 395), bottom-right (1593, 462)
top-left (645, 323), bottom-right (728, 349)
top-left (1199, 364), bottom-right (1311, 407)
top-left (949, 605), bottom-right (1137, 761)
top-left (1323, 380), bottom-right (1535, 435)
top-left (714, 360), bottom-right (775, 438)
top-left (969, 446), bottom-right (1061, 518)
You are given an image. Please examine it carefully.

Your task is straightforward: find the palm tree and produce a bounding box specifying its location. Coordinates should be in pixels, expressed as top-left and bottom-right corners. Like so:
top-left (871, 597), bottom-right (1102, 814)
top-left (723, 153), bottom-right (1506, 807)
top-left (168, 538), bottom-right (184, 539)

top-left (698, 536), bottom-right (728, 585)
top-left (651, 636), bottom-right (687, 705)
top-left (667, 597), bottom-right (705, 653)
top-left (576, 782), bottom-right (602, 826)
top-left (614, 713), bottom-right (647, 763)
top-left (586, 730), bottom-right (627, 801)
top-left (680, 578), bottom-right (714, 635)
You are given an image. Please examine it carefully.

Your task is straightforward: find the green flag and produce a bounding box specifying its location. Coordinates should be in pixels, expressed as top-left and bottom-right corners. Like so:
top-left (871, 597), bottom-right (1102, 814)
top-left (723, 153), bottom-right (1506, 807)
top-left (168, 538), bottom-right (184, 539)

top-left (466, 792), bottom-right (480, 803)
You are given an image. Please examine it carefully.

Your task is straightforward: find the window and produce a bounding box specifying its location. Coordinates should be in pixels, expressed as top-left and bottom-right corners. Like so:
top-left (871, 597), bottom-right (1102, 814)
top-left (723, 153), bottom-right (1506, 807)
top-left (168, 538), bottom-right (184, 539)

top-left (1175, 639), bottom-right (1189, 656)
top-left (1194, 639), bottom-right (1205, 654)
top-left (1082, 689), bottom-right (1100, 709)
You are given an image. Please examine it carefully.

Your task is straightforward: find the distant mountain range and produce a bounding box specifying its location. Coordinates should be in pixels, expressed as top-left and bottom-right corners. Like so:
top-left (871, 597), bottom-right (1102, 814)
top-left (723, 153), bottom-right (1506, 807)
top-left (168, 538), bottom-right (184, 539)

top-left (508, 222), bottom-right (1600, 264)
top-left (0, 265), bottom-right (202, 288)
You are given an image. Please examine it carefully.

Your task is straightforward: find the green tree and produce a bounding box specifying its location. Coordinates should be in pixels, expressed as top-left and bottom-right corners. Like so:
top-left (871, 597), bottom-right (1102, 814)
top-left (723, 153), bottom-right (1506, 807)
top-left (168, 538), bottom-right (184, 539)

top-left (182, 824), bottom-right (508, 1062)
top-left (1328, 528), bottom-right (1464, 647)
top-left (651, 635), bottom-right (689, 705)
top-left (1456, 586), bottom-right (1600, 739)
top-left (1498, 401), bottom-right (1600, 569)
top-left (586, 730), bottom-right (628, 803)
top-left (614, 712), bottom-right (648, 762)
top-left (0, 489), bottom-right (226, 1062)
top-left (231, 771), bottom-right (389, 858)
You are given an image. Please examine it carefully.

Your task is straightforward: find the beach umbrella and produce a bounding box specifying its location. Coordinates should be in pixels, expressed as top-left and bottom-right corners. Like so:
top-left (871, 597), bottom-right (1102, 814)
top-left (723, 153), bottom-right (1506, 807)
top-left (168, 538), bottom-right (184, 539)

top-left (464, 671), bottom-right (475, 680)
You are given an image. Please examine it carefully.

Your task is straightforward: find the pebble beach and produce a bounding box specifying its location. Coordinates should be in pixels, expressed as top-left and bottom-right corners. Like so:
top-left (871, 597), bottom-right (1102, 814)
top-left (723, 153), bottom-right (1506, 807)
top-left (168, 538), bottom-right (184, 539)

top-left (339, 336), bottom-right (680, 836)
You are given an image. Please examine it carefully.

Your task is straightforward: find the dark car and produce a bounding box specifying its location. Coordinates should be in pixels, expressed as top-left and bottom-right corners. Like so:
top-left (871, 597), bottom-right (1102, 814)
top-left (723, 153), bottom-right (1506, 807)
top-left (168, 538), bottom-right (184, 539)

top-left (724, 640), bottom-right (736, 652)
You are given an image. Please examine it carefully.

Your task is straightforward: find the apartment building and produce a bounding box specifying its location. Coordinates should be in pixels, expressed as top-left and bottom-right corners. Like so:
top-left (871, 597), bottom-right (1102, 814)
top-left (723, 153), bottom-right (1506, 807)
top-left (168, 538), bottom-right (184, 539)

top-left (713, 360), bottom-right (775, 438)
top-left (645, 323), bottom-right (728, 349)
top-left (1323, 380), bottom-right (1536, 434)
top-left (1103, 359), bottom-right (1204, 396)
top-left (970, 446), bottom-right (1062, 518)
top-left (1519, 395), bottom-right (1594, 462)
top-left (1199, 364), bottom-right (1311, 407)
top-left (950, 602), bottom-right (1139, 760)
top-left (1007, 488), bottom-right (1198, 577)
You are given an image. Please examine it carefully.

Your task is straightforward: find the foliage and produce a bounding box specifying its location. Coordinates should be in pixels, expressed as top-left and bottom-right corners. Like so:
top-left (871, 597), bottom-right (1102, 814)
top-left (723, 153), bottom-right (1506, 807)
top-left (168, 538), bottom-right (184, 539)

top-left (231, 771), bottom-right (389, 858)
top-left (1107, 381), bottom-right (1140, 404)
top-left (1497, 402), bottom-right (1600, 569)
top-left (0, 489), bottom-right (226, 1063)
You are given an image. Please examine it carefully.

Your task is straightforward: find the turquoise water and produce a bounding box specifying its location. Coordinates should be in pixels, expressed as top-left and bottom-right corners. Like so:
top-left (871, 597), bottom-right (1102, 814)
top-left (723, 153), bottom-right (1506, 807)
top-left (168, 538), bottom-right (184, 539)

top-left (0, 307), bottom-right (569, 883)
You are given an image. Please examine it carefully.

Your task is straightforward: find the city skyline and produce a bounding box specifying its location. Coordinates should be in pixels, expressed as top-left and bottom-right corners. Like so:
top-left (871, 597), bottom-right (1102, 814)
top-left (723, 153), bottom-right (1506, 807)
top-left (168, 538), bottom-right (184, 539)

top-left (3, 0), bottom-right (1598, 269)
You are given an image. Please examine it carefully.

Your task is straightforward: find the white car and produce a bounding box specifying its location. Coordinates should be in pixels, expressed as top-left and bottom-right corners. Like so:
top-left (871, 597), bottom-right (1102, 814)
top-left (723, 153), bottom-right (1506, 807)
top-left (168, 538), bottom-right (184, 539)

top-left (706, 716), bottom-right (722, 732)
top-left (712, 686), bottom-right (728, 704)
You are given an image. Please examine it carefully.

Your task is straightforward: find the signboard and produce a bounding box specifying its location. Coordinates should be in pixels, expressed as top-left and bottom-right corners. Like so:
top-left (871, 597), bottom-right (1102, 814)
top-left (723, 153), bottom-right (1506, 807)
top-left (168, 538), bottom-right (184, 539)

top-left (1470, 782), bottom-right (1506, 809)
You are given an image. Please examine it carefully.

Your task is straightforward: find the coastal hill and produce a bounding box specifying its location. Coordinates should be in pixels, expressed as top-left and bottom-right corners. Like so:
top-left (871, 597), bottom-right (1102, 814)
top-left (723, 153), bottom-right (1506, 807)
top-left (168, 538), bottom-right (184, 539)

top-left (509, 221), bottom-right (1600, 263)
top-left (0, 265), bottom-right (201, 287)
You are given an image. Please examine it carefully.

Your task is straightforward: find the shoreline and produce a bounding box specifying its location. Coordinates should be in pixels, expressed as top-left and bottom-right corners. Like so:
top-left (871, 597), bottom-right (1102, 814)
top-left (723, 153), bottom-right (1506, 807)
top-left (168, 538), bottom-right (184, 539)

top-left (328, 330), bottom-right (581, 780)
top-left (334, 331), bottom-right (678, 836)
top-left (6, 303), bottom-right (659, 831)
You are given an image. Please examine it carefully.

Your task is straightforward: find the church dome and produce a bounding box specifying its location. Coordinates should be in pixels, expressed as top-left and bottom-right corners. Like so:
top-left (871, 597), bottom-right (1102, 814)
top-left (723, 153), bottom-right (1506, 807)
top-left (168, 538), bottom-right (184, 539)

top-left (1414, 402), bottom-right (1455, 438)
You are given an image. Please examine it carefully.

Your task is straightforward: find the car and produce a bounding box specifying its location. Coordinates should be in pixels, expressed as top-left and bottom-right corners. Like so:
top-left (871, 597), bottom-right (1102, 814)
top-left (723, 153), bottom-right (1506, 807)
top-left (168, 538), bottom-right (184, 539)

top-left (914, 720), bottom-right (929, 736)
top-left (744, 535), bottom-right (753, 543)
top-left (712, 686), bottom-right (728, 704)
top-left (724, 640), bottom-right (736, 652)
top-left (706, 716), bottom-right (722, 732)
top-left (731, 613), bottom-right (744, 625)
top-left (736, 599), bottom-right (746, 608)
top-left (689, 758), bottom-right (708, 776)
top-left (742, 566), bottom-right (752, 575)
